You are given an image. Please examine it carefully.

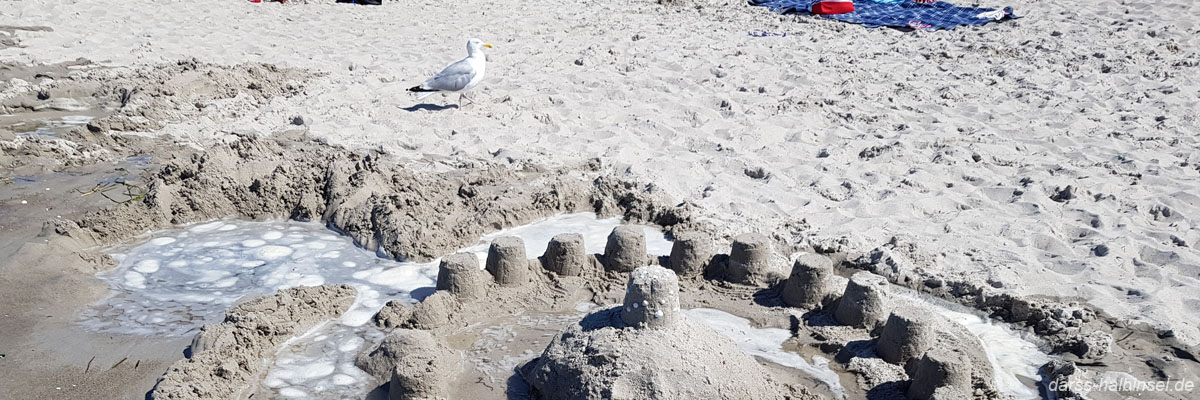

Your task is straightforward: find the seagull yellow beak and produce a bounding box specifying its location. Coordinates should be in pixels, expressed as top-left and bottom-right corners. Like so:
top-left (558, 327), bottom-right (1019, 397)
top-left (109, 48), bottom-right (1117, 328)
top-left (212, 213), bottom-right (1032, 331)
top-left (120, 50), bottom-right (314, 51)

top-left (483, 43), bottom-right (494, 48)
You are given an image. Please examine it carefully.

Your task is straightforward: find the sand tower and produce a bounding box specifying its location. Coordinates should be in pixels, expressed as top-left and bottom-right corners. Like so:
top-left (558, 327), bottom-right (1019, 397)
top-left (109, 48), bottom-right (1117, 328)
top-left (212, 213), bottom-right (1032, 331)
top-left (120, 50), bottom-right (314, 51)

top-left (620, 265), bottom-right (682, 329)
top-left (486, 236), bottom-right (530, 286)
top-left (522, 265), bottom-right (786, 399)
top-left (668, 232), bottom-right (713, 277)
top-left (875, 308), bottom-right (935, 367)
top-left (906, 347), bottom-right (974, 400)
top-left (834, 271), bottom-right (891, 330)
top-left (542, 233), bottom-right (588, 276)
top-left (725, 232), bottom-right (781, 285)
top-left (780, 254), bottom-right (836, 308)
top-left (604, 225), bottom-right (647, 273)
top-left (435, 252), bottom-right (487, 301)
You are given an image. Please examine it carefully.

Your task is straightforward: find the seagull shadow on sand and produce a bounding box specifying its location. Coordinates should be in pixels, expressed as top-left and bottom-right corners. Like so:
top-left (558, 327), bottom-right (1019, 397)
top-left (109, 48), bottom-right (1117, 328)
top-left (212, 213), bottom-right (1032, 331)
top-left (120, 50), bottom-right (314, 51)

top-left (401, 103), bottom-right (459, 112)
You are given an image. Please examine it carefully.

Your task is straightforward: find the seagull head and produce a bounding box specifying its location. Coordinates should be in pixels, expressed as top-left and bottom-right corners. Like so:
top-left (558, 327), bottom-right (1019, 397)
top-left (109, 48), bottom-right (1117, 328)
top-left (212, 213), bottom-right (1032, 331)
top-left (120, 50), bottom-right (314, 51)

top-left (467, 38), bottom-right (493, 56)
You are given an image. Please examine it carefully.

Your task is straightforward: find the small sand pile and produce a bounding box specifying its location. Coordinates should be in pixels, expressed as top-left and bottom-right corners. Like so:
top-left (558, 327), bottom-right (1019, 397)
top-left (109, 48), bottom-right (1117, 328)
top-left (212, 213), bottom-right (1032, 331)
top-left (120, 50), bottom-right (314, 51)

top-left (150, 284), bottom-right (357, 400)
top-left (520, 265), bottom-right (795, 399)
top-left (354, 329), bottom-right (460, 400)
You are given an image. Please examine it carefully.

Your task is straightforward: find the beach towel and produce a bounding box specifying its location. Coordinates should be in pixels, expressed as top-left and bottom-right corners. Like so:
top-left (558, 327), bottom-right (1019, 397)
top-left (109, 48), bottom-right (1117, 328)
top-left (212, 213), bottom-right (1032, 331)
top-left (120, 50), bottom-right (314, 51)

top-left (749, 0), bottom-right (1018, 31)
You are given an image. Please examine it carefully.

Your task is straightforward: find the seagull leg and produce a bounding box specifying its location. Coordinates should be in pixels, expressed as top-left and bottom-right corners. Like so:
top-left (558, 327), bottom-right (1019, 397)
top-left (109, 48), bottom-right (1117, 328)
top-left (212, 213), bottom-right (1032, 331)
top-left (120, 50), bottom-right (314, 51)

top-left (462, 93), bottom-right (478, 105)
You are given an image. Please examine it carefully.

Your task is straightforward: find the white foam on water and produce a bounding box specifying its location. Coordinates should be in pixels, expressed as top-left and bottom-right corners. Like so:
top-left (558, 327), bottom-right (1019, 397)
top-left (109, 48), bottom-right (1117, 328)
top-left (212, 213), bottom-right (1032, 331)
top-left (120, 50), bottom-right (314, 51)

top-left (133, 260), bottom-right (160, 274)
top-left (685, 308), bottom-right (847, 399)
top-left (82, 212), bottom-right (672, 398)
top-left (59, 115), bottom-right (95, 125)
top-left (149, 237), bottom-right (177, 246)
top-left (25, 115), bottom-right (96, 137)
top-left (80, 219), bottom-right (439, 337)
top-left (897, 292), bottom-right (1051, 399)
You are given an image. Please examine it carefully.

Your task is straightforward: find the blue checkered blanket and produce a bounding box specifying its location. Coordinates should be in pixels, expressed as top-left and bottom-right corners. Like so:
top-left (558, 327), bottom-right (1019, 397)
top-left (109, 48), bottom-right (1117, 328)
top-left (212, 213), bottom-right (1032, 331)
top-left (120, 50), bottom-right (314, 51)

top-left (749, 0), bottom-right (1018, 31)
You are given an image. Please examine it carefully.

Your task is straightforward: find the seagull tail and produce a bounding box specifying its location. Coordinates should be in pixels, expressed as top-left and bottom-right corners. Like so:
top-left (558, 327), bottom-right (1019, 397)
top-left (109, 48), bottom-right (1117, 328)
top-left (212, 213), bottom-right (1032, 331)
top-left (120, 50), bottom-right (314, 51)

top-left (409, 85), bottom-right (438, 100)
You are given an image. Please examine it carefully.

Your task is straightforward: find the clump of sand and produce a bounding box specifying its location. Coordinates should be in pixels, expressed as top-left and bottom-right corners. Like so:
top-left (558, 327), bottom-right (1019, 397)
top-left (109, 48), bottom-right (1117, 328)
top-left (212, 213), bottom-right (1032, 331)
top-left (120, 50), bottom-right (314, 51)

top-left (355, 329), bottom-right (461, 400)
top-left (150, 284), bottom-right (357, 399)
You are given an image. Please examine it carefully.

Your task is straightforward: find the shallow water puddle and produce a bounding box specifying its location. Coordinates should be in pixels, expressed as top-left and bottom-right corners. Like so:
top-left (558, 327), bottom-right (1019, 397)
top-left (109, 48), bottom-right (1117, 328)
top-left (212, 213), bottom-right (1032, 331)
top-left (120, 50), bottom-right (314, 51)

top-left (1, 114), bottom-right (97, 137)
top-left (80, 219), bottom-right (434, 336)
top-left (82, 213), bottom-right (672, 398)
top-left (686, 308), bottom-right (848, 399)
top-left (898, 292), bottom-right (1051, 400)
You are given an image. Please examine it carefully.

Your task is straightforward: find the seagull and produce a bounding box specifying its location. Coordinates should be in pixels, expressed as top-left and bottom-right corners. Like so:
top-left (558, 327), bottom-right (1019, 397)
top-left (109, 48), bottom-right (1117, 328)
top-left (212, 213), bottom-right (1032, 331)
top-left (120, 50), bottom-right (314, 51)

top-left (409, 38), bottom-right (493, 107)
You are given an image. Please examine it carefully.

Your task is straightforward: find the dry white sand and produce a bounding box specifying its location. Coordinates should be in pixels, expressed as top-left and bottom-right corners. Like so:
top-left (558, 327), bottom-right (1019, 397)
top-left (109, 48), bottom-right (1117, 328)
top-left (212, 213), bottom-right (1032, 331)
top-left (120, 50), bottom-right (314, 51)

top-left (2, 0), bottom-right (1198, 351)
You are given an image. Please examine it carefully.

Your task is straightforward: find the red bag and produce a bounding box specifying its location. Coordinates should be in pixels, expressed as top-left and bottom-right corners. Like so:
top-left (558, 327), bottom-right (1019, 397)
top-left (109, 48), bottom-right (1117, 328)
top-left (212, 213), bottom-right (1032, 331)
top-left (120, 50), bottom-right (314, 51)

top-left (810, 0), bottom-right (855, 14)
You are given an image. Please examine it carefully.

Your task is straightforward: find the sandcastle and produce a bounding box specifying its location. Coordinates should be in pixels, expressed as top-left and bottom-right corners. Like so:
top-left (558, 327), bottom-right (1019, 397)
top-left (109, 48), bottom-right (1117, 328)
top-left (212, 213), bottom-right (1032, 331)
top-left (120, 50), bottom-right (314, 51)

top-left (769, 254), bottom-right (1002, 399)
top-left (541, 233), bottom-right (588, 276)
top-left (358, 225), bottom-right (1008, 400)
top-left (520, 264), bottom-right (789, 399)
top-left (834, 271), bottom-right (891, 330)
top-left (780, 254), bottom-right (837, 309)
top-left (435, 252), bottom-right (487, 301)
top-left (603, 225), bottom-right (647, 272)
top-left (725, 232), bottom-right (782, 285)
top-left (486, 236), bottom-right (531, 286)
top-left (667, 232), bottom-right (713, 277)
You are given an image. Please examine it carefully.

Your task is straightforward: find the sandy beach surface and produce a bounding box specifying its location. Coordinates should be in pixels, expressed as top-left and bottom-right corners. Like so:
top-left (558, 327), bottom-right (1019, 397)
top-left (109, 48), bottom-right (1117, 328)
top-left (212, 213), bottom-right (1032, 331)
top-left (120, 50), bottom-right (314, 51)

top-left (2, 0), bottom-right (1198, 398)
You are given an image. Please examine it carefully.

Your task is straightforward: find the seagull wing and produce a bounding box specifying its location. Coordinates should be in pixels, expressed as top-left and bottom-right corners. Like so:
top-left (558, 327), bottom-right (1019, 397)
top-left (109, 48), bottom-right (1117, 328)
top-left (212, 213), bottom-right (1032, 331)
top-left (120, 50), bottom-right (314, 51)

top-left (420, 58), bottom-right (477, 92)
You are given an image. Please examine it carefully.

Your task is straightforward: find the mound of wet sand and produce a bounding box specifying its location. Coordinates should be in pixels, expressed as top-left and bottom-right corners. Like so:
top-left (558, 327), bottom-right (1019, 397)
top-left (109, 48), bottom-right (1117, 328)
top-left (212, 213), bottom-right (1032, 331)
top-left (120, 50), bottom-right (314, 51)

top-left (43, 131), bottom-right (696, 263)
top-left (2, 59), bottom-right (316, 172)
top-left (2, 59), bottom-right (315, 135)
top-left (354, 329), bottom-right (461, 400)
top-left (151, 284), bottom-right (357, 400)
top-left (520, 266), bottom-right (797, 400)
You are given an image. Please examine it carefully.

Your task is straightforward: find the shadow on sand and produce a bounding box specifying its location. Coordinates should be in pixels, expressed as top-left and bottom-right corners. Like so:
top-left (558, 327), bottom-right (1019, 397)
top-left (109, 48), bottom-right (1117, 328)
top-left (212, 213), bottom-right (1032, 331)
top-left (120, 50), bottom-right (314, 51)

top-left (402, 103), bottom-right (458, 112)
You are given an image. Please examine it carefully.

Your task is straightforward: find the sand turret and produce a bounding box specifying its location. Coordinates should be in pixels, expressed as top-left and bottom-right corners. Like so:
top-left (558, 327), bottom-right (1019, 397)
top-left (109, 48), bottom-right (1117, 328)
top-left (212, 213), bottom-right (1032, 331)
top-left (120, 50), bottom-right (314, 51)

top-left (435, 252), bottom-right (487, 301)
top-left (834, 271), bottom-right (890, 330)
top-left (725, 233), bottom-right (781, 285)
top-left (906, 348), bottom-right (974, 400)
top-left (620, 265), bottom-right (681, 329)
top-left (668, 233), bottom-right (713, 277)
top-left (780, 254), bottom-right (836, 308)
top-left (604, 226), bottom-right (647, 272)
top-left (542, 233), bottom-right (587, 276)
top-left (485, 236), bottom-right (529, 286)
top-left (875, 308), bottom-right (934, 367)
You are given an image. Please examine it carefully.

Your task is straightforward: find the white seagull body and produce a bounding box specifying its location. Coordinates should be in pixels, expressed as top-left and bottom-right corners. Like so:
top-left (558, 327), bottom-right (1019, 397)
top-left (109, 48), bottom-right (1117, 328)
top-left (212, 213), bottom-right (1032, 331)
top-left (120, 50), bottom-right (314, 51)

top-left (409, 38), bottom-right (493, 107)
